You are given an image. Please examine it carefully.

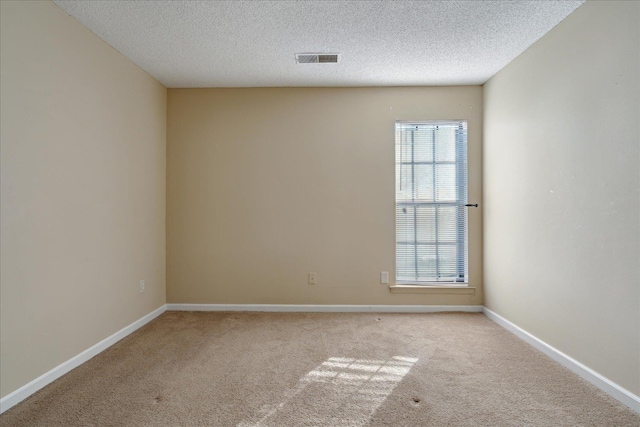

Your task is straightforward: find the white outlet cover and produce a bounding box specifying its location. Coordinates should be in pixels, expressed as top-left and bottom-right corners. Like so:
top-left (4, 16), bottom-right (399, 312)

top-left (139, 280), bottom-right (145, 293)
top-left (380, 272), bottom-right (389, 284)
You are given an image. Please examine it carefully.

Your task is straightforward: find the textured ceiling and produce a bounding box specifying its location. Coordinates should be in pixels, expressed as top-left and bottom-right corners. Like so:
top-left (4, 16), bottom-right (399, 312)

top-left (53, 0), bottom-right (584, 88)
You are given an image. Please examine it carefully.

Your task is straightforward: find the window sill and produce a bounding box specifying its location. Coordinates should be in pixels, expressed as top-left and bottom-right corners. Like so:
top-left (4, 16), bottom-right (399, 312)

top-left (389, 285), bottom-right (476, 295)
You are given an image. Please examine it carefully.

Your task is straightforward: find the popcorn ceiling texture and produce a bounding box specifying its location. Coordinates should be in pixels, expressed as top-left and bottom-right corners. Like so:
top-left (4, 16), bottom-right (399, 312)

top-left (53, 1), bottom-right (584, 88)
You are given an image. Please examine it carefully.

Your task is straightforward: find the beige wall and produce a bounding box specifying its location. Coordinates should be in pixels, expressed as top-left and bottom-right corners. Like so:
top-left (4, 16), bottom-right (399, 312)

top-left (0, 1), bottom-right (166, 398)
top-left (167, 87), bottom-right (482, 305)
top-left (483, 0), bottom-right (639, 395)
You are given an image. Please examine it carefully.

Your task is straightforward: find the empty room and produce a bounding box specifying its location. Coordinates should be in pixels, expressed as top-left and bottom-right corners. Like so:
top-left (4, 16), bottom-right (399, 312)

top-left (1, 0), bottom-right (638, 425)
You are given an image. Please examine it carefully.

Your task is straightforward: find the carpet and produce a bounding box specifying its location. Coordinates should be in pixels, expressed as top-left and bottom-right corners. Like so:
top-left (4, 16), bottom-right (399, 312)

top-left (1, 312), bottom-right (638, 426)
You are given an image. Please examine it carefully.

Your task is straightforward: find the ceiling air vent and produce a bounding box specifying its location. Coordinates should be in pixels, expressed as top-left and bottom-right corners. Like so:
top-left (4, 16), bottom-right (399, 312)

top-left (295, 53), bottom-right (339, 64)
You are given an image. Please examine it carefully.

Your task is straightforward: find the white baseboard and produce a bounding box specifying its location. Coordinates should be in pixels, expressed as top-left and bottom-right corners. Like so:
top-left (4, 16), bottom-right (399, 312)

top-left (0, 305), bottom-right (167, 414)
top-left (482, 307), bottom-right (640, 414)
top-left (166, 304), bottom-right (483, 313)
top-left (6, 304), bottom-right (634, 415)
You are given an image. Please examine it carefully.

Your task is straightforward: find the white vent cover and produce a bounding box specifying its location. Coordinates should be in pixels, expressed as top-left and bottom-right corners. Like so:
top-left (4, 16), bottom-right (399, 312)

top-left (295, 53), bottom-right (339, 64)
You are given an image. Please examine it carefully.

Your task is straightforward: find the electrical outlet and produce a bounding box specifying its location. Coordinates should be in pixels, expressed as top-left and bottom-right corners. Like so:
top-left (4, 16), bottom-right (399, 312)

top-left (139, 280), bottom-right (145, 293)
top-left (380, 271), bottom-right (389, 284)
top-left (308, 272), bottom-right (317, 285)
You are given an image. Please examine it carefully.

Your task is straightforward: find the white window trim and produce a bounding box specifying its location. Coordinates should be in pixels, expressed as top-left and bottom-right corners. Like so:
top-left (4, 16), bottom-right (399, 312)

top-left (395, 120), bottom-right (469, 285)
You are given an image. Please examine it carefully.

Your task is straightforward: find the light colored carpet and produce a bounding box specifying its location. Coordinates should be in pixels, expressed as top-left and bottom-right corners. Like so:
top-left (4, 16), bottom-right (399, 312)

top-left (1, 312), bottom-right (638, 426)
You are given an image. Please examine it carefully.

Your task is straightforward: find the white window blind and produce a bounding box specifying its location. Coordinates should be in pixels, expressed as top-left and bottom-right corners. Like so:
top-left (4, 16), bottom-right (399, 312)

top-left (395, 121), bottom-right (468, 284)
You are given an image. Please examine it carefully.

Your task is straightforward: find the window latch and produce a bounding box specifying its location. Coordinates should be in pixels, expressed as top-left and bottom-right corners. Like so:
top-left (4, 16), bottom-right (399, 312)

top-left (465, 203), bottom-right (478, 208)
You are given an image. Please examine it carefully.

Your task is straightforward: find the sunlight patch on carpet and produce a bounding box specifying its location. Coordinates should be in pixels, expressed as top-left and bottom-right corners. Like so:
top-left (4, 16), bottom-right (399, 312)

top-left (237, 356), bottom-right (418, 427)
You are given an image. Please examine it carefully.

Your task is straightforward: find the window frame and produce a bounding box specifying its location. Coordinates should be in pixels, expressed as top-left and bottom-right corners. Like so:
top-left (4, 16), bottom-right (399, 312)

top-left (395, 120), bottom-right (469, 286)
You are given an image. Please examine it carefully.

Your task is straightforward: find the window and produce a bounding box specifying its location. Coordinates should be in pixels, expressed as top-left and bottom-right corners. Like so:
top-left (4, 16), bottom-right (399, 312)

top-left (395, 121), bottom-right (468, 284)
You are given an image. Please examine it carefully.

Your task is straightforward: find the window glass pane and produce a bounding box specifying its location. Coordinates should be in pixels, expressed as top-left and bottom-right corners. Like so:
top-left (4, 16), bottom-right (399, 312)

top-left (416, 245), bottom-right (437, 280)
top-left (396, 205), bottom-right (415, 243)
top-left (412, 128), bottom-right (433, 163)
top-left (414, 164), bottom-right (434, 201)
top-left (435, 164), bottom-right (456, 202)
top-left (436, 206), bottom-right (457, 243)
top-left (395, 165), bottom-right (414, 202)
top-left (415, 206), bottom-right (436, 243)
top-left (395, 130), bottom-right (413, 165)
top-left (435, 245), bottom-right (457, 279)
top-left (435, 126), bottom-right (456, 162)
top-left (396, 244), bottom-right (416, 281)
